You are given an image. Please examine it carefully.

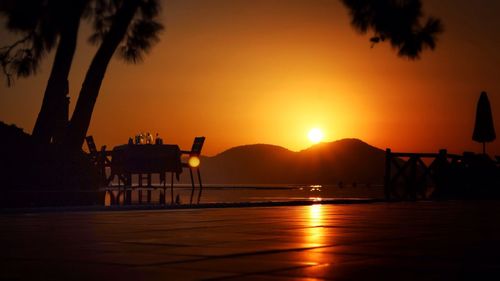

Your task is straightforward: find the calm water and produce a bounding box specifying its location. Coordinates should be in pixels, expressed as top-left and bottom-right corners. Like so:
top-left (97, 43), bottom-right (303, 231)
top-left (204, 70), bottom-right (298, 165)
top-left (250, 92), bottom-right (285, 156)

top-left (104, 184), bottom-right (385, 205)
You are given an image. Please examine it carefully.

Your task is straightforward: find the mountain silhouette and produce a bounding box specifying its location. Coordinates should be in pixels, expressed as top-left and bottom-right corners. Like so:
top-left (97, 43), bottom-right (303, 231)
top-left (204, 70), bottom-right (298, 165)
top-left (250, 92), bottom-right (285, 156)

top-left (181, 138), bottom-right (388, 185)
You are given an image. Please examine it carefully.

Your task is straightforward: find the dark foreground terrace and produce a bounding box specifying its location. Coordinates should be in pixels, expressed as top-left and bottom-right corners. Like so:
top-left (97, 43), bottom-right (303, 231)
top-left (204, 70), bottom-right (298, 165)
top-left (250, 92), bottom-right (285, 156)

top-left (1, 201), bottom-right (500, 280)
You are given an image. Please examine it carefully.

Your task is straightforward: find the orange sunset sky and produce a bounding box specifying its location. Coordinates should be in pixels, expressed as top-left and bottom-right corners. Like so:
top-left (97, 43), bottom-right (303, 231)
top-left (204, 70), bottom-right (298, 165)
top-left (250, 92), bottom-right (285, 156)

top-left (1, 0), bottom-right (500, 156)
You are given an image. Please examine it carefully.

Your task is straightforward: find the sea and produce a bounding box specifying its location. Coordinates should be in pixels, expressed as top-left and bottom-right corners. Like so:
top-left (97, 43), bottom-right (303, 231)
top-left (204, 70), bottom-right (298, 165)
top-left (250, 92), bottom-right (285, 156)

top-left (104, 184), bottom-right (385, 205)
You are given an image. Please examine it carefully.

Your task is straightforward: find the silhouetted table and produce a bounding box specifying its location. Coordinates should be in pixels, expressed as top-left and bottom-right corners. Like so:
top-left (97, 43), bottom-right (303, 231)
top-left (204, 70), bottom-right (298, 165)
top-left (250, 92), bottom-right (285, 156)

top-left (110, 144), bottom-right (182, 187)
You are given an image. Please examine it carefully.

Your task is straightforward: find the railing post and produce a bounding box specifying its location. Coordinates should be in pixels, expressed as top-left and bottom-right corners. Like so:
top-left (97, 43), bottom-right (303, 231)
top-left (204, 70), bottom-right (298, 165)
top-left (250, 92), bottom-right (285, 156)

top-left (409, 156), bottom-right (417, 200)
top-left (439, 149), bottom-right (447, 160)
top-left (125, 189), bottom-right (132, 205)
top-left (384, 148), bottom-right (392, 200)
top-left (434, 149), bottom-right (448, 197)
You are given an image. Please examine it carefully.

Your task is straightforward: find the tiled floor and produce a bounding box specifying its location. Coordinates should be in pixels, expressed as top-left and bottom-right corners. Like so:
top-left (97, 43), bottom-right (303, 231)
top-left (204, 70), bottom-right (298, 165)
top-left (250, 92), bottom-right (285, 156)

top-left (2, 201), bottom-right (500, 280)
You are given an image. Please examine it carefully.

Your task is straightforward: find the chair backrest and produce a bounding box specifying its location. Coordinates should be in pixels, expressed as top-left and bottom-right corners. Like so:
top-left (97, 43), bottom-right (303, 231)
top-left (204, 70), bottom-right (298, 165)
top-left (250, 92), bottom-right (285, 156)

top-left (85, 136), bottom-right (97, 154)
top-left (190, 137), bottom-right (205, 156)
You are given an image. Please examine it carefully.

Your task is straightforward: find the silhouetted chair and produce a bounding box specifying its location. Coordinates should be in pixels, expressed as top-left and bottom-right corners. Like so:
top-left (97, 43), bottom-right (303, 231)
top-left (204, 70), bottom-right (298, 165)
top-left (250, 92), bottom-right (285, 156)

top-left (85, 136), bottom-right (98, 162)
top-left (181, 137), bottom-right (205, 205)
top-left (85, 136), bottom-right (110, 185)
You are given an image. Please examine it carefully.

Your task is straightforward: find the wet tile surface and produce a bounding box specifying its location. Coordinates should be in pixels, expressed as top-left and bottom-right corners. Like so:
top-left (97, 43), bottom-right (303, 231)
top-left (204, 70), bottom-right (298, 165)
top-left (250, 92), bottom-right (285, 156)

top-left (1, 201), bottom-right (500, 280)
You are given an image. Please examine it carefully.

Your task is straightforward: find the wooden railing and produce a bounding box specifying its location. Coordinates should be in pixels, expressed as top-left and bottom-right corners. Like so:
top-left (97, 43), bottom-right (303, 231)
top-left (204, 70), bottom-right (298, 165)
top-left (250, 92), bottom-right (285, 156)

top-left (384, 148), bottom-right (500, 200)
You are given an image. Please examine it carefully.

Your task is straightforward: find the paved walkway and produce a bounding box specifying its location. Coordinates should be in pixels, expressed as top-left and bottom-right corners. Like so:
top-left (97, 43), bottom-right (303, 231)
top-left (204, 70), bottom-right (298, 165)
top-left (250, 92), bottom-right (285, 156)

top-left (2, 201), bottom-right (500, 280)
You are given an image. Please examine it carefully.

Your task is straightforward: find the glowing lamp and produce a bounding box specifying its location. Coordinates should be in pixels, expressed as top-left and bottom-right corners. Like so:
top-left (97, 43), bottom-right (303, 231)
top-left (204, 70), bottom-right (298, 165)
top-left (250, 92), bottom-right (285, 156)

top-left (188, 156), bottom-right (200, 168)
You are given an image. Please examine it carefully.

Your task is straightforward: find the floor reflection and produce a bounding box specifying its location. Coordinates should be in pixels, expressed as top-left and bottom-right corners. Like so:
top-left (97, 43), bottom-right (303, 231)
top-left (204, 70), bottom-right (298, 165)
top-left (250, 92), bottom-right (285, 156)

top-left (302, 204), bottom-right (333, 266)
top-left (104, 191), bottom-right (112, 207)
top-left (305, 204), bottom-right (324, 247)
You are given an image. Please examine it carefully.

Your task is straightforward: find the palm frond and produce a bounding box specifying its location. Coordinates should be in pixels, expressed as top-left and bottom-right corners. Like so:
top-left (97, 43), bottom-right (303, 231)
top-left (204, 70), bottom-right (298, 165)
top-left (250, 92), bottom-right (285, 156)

top-left (341, 0), bottom-right (443, 59)
top-left (87, 0), bottom-right (117, 45)
top-left (0, 0), bottom-right (85, 85)
top-left (118, 18), bottom-right (163, 63)
top-left (12, 49), bottom-right (40, 77)
top-left (139, 0), bottom-right (161, 18)
top-left (0, 32), bottom-right (39, 86)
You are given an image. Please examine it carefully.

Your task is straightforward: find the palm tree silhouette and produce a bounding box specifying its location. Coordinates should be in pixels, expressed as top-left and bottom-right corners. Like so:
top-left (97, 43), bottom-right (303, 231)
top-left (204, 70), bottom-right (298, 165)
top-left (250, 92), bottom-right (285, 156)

top-left (65, 0), bottom-right (163, 148)
top-left (0, 0), bottom-right (88, 143)
top-left (1, 0), bottom-right (163, 148)
top-left (341, 0), bottom-right (443, 59)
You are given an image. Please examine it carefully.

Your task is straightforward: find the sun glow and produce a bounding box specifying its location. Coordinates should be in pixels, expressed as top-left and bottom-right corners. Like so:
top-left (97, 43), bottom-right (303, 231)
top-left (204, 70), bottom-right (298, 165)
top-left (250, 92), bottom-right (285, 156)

top-left (308, 128), bottom-right (324, 144)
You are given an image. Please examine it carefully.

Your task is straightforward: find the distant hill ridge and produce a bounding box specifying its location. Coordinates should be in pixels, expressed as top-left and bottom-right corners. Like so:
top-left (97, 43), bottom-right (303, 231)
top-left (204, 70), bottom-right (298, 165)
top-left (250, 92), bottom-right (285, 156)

top-left (181, 138), bottom-right (387, 185)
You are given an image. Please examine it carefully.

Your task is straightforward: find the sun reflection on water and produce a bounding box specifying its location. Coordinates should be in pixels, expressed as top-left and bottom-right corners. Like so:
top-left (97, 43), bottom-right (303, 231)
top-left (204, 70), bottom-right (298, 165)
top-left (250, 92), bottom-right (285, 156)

top-left (309, 184), bottom-right (322, 191)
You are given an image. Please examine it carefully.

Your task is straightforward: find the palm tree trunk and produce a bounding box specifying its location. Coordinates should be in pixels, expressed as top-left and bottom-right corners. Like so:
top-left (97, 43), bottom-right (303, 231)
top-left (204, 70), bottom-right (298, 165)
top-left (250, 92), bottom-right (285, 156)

top-left (65, 0), bottom-right (140, 149)
top-left (32, 1), bottom-right (86, 144)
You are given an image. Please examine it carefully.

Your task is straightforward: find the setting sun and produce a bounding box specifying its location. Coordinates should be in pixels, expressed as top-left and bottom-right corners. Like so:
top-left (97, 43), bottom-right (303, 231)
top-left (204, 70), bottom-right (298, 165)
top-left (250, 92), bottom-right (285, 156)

top-left (308, 128), bottom-right (324, 144)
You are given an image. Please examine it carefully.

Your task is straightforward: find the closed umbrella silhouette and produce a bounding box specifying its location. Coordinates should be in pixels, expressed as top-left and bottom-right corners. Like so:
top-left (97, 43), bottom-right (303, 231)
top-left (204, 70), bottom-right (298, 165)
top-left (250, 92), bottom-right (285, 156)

top-left (472, 91), bottom-right (496, 154)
